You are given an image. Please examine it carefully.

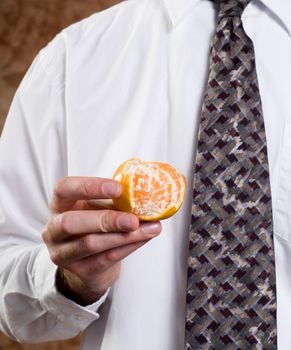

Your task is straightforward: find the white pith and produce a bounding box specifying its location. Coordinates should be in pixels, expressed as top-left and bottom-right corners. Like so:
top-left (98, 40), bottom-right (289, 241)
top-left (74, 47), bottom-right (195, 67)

top-left (123, 160), bottom-right (179, 217)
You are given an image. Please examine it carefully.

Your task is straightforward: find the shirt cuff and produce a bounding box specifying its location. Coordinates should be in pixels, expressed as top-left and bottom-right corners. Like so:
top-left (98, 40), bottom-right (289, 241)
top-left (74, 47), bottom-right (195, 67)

top-left (33, 245), bottom-right (110, 330)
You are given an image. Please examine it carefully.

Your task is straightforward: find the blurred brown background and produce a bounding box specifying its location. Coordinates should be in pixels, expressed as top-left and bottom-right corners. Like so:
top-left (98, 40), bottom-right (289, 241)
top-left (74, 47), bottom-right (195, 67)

top-left (0, 0), bottom-right (121, 349)
top-left (0, 0), bottom-right (122, 133)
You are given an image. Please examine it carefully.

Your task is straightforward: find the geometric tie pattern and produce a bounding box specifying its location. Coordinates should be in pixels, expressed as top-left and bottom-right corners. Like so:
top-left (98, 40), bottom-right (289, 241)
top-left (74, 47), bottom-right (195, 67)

top-left (184, 0), bottom-right (277, 348)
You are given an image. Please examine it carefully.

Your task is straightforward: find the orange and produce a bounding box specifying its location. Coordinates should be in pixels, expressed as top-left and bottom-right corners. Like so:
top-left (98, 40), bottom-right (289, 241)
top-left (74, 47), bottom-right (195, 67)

top-left (112, 158), bottom-right (187, 221)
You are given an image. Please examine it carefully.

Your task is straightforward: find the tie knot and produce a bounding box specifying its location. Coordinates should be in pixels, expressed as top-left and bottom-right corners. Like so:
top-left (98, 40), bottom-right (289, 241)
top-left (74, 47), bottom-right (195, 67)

top-left (214, 0), bottom-right (251, 19)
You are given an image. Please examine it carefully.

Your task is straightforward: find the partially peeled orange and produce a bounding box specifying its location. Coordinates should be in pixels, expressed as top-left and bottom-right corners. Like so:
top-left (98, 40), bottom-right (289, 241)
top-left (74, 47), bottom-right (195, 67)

top-left (112, 158), bottom-right (186, 221)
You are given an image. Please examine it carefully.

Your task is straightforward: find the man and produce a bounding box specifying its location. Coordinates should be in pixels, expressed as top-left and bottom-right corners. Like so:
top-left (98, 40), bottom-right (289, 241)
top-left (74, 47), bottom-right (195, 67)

top-left (0, 0), bottom-right (290, 348)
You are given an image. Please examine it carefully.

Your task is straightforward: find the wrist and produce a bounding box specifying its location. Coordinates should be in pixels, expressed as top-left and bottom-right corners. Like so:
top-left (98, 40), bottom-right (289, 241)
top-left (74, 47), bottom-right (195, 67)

top-left (56, 267), bottom-right (106, 306)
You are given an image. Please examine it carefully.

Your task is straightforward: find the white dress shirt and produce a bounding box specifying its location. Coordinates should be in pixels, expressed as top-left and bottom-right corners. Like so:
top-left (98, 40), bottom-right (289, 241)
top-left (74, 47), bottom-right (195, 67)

top-left (0, 0), bottom-right (291, 348)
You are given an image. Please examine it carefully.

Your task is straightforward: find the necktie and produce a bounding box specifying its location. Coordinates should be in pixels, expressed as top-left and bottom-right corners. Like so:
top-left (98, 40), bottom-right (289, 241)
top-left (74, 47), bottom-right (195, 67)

top-left (184, 0), bottom-right (277, 348)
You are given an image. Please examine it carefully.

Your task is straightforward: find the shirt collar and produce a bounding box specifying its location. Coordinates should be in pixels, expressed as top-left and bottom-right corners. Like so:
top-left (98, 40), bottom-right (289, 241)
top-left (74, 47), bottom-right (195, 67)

top-left (163, 0), bottom-right (291, 36)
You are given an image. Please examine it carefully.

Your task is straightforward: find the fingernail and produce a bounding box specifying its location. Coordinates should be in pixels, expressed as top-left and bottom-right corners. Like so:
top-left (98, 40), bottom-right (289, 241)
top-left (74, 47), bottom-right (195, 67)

top-left (102, 182), bottom-right (121, 197)
top-left (118, 214), bottom-right (134, 230)
top-left (141, 222), bottom-right (161, 236)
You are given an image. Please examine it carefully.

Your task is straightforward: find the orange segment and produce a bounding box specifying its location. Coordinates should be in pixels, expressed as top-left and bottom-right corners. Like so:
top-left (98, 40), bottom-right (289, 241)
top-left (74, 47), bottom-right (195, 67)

top-left (112, 158), bottom-right (187, 221)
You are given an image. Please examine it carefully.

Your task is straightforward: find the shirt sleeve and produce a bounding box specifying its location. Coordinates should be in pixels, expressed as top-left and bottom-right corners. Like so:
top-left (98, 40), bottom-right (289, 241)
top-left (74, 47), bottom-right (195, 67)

top-left (0, 34), bottom-right (109, 343)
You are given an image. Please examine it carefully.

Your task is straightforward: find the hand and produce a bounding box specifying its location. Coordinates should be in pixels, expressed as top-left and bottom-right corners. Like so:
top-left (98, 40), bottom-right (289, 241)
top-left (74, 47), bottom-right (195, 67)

top-left (42, 176), bottom-right (162, 305)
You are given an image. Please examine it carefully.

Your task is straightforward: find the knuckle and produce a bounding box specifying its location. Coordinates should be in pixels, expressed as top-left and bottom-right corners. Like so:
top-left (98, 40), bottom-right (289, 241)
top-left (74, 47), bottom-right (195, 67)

top-left (99, 211), bottom-right (112, 232)
top-left (115, 213), bottom-right (127, 231)
top-left (129, 215), bottom-right (139, 230)
top-left (53, 177), bottom-right (67, 198)
top-left (82, 181), bottom-right (91, 197)
top-left (41, 226), bottom-right (50, 244)
top-left (58, 212), bottom-right (72, 234)
top-left (79, 179), bottom-right (100, 198)
top-left (105, 249), bottom-right (119, 264)
top-left (80, 235), bottom-right (97, 253)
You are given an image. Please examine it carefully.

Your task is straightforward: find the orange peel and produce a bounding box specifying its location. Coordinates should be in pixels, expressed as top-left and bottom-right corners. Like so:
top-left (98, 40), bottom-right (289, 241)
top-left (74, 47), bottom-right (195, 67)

top-left (112, 157), bottom-right (186, 221)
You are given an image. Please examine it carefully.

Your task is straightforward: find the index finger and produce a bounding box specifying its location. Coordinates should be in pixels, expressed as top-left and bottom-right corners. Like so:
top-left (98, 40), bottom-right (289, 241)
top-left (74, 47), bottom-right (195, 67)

top-left (51, 176), bottom-right (122, 213)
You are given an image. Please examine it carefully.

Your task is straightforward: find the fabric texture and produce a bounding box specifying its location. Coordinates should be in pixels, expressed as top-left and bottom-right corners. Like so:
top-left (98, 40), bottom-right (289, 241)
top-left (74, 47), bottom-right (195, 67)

top-left (185, 0), bottom-right (277, 348)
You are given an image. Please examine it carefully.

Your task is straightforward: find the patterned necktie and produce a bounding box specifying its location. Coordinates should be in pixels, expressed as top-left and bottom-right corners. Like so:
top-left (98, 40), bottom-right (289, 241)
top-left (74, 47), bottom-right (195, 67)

top-left (184, 0), bottom-right (277, 348)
